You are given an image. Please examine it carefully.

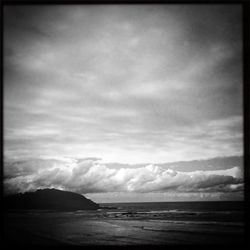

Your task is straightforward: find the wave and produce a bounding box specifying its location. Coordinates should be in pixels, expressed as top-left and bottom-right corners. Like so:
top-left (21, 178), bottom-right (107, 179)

top-left (148, 219), bottom-right (243, 227)
top-left (145, 210), bottom-right (237, 215)
top-left (105, 209), bottom-right (238, 215)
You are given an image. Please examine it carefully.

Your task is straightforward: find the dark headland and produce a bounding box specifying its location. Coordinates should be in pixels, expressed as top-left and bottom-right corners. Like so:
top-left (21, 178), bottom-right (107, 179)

top-left (4, 188), bottom-right (99, 211)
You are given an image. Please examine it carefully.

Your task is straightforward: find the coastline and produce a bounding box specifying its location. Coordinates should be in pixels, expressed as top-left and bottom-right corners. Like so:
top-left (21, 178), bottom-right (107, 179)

top-left (3, 209), bottom-right (244, 246)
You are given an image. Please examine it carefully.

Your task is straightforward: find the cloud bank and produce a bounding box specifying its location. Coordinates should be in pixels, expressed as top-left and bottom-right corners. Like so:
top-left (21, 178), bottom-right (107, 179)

top-left (4, 158), bottom-right (243, 201)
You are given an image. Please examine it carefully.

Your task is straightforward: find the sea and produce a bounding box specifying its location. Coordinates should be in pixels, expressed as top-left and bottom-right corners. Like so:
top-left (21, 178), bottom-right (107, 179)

top-left (100, 201), bottom-right (244, 224)
top-left (4, 201), bottom-right (245, 246)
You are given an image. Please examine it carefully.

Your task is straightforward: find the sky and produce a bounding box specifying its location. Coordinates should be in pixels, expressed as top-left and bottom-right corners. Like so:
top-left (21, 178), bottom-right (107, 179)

top-left (4, 5), bottom-right (243, 202)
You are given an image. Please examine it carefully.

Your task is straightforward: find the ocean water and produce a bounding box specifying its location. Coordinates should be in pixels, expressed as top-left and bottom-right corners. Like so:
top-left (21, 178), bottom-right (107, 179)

top-left (4, 201), bottom-right (245, 245)
top-left (100, 201), bottom-right (244, 225)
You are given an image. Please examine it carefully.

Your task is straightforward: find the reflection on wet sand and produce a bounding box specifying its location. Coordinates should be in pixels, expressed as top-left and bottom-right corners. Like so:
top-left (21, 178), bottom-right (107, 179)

top-left (4, 210), bottom-right (244, 246)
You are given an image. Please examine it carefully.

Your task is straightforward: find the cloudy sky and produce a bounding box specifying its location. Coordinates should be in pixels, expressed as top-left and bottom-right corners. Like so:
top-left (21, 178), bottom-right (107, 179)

top-left (4, 5), bottom-right (243, 202)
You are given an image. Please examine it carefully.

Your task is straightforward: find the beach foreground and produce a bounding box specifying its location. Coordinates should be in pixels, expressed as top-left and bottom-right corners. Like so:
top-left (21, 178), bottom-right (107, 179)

top-left (4, 204), bottom-right (244, 246)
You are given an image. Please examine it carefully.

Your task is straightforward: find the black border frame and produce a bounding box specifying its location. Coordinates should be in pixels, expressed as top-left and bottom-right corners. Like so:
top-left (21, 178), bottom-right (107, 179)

top-left (1, 1), bottom-right (249, 249)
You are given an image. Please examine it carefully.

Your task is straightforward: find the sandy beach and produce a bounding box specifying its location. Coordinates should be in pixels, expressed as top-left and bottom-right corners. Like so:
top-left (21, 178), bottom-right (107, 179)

top-left (3, 210), bottom-right (244, 246)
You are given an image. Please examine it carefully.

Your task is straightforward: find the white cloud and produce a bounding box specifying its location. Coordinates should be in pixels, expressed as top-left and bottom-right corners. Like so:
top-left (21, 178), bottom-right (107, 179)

top-left (4, 158), bottom-right (243, 198)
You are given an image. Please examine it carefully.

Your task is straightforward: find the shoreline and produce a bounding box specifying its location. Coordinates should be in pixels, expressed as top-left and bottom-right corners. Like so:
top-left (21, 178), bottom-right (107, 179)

top-left (3, 210), bottom-right (244, 246)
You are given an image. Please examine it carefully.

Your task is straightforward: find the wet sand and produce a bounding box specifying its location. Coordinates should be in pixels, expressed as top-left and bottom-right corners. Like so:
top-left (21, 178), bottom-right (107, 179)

top-left (3, 211), bottom-right (244, 246)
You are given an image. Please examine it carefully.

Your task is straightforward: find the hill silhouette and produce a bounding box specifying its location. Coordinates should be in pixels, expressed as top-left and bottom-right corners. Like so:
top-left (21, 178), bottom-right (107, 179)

top-left (4, 189), bottom-right (99, 211)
